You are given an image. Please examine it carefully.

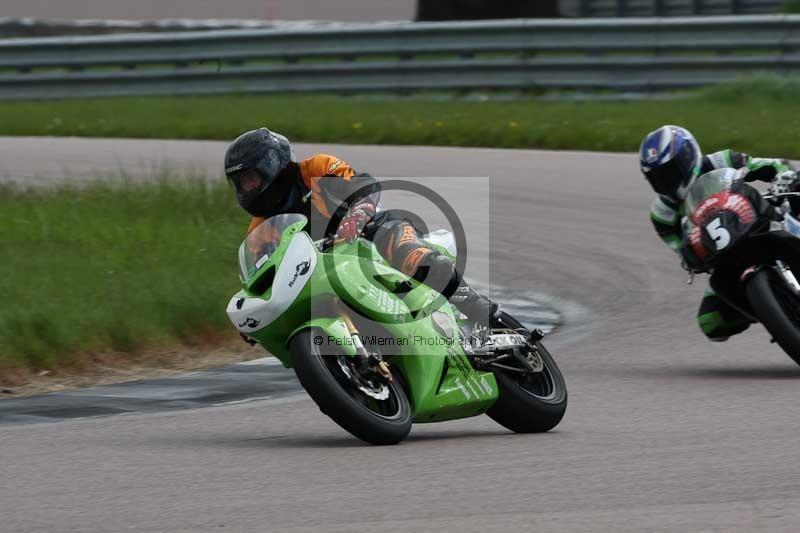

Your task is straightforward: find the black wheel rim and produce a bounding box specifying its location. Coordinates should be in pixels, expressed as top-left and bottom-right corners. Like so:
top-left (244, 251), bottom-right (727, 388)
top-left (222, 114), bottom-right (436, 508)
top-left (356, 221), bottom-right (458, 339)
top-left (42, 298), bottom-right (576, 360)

top-left (513, 344), bottom-right (559, 401)
top-left (322, 355), bottom-right (404, 420)
top-left (517, 364), bottom-right (557, 400)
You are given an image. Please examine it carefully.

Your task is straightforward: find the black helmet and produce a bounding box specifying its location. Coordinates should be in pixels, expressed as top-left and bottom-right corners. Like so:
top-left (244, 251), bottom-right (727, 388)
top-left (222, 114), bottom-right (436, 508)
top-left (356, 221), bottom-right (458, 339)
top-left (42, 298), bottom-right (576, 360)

top-left (224, 128), bottom-right (297, 216)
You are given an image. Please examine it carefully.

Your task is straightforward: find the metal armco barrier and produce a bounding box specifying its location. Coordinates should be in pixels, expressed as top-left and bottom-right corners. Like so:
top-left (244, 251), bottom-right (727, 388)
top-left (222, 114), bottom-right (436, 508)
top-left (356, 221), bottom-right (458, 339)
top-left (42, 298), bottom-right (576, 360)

top-left (1, 15), bottom-right (800, 98)
top-left (560, 0), bottom-right (784, 17)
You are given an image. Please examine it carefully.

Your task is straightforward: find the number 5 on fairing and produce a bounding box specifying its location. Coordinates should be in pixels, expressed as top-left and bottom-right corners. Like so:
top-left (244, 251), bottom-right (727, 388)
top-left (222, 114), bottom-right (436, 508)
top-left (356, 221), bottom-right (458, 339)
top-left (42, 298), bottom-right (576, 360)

top-left (680, 168), bottom-right (800, 367)
top-left (706, 217), bottom-right (731, 250)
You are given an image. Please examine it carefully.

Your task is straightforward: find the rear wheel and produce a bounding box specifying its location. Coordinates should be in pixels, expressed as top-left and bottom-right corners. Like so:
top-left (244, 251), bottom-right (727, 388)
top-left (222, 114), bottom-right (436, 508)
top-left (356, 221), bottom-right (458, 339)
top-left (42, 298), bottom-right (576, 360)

top-left (745, 268), bottom-right (800, 364)
top-left (290, 328), bottom-right (412, 445)
top-left (487, 341), bottom-right (567, 433)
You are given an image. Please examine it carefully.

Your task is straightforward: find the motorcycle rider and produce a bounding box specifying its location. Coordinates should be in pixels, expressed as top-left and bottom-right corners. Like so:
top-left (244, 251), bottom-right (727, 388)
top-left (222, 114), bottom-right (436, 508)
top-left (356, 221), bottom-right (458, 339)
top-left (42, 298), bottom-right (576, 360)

top-left (640, 125), bottom-right (799, 341)
top-left (224, 127), bottom-right (505, 327)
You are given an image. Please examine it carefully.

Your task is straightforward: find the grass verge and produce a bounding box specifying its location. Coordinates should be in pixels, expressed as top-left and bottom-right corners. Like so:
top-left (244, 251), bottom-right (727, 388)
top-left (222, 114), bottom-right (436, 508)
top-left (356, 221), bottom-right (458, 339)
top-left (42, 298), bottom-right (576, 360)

top-left (2, 77), bottom-right (800, 157)
top-left (0, 179), bottom-right (251, 376)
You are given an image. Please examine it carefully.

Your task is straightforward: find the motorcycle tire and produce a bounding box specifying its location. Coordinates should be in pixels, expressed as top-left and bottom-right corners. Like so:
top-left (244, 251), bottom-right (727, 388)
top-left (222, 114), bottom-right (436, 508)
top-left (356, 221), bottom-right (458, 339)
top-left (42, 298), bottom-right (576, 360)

top-left (487, 341), bottom-right (567, 433)
top-left (290, 328), bottom-right (413, 445)
top-left (745, 268), bottom-right (800, 365)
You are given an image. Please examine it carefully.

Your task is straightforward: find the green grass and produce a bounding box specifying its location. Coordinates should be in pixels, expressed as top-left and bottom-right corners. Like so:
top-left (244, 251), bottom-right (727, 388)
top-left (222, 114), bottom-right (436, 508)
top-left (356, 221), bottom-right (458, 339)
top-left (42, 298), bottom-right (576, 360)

top-left (785, 0), bottom-right (800, 13)
top-left (0, 179), bottom-right (249, 371)
top-left (4, 77), bottom-right (800, 372)
top-left (1, 77), bottom-right (800, 157)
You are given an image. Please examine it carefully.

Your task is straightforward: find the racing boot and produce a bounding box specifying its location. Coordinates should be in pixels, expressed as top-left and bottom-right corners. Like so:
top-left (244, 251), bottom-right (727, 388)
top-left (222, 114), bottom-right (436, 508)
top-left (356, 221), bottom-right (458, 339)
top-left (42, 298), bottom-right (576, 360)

top-left (449, 281), bottom-right (506, 329)
top-left (410, 251), bottom-right (518, 330)
top-left (375, 218), bottom-right (532, 331)
top-left (451, 283), bottom-right (530, 332)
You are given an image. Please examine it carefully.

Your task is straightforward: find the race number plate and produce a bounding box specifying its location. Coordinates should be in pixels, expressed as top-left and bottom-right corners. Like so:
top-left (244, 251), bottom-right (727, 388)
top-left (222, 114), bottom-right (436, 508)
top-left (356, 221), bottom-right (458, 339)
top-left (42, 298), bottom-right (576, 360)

top-left (487, 334), bottom-right (528, 348)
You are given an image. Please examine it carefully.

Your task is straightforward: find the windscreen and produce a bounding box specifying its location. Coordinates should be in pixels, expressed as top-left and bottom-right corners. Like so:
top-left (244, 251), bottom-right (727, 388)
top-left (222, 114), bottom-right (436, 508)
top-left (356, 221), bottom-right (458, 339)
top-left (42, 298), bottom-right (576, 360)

top-left (238, 213), bottom-right (307, 281)
top-left (684, 169), bottom-right (735, 215)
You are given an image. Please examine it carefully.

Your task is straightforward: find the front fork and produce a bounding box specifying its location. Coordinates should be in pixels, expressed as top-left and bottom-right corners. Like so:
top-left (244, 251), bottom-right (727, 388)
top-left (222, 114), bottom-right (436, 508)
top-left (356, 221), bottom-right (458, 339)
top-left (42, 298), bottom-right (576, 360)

top-left (775, 260), bottom-right (800, 294)
top-left (711, 260), bottom-right (800, 323)
top-left (287, 314), bottom-right (391, 382)
top-left (337, 302), bottom-right (393, 382)
top-left (739, 261), bottom-right (800, 295)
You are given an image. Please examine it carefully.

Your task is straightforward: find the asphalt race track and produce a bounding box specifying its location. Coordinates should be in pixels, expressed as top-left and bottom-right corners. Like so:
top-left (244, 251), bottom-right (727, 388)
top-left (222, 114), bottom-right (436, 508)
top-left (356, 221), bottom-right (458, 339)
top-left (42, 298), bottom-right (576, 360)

top-left (3, 138), bottom-right (800, 531)
top-left (0, 290), bottom-right (558, 426)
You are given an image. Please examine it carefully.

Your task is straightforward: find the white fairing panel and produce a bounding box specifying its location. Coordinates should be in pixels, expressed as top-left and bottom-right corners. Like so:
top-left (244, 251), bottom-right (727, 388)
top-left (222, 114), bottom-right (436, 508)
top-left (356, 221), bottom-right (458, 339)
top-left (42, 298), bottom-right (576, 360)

top-left (423, 229), bottom-right (457, 258)
top-left (226, 232), bottom-right (317, 334)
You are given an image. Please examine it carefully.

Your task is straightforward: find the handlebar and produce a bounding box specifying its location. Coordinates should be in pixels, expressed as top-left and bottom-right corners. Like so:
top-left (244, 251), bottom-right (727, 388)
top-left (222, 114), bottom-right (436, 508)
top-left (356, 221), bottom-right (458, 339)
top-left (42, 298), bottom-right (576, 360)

top-left (314, 235), bottom-right (336, 251)
top-left (314, 233), bottom-right (351, 251)
top-left (313, 220), bottom-right (377, 251)
top-left (764, 191), bottom-right (800, 204)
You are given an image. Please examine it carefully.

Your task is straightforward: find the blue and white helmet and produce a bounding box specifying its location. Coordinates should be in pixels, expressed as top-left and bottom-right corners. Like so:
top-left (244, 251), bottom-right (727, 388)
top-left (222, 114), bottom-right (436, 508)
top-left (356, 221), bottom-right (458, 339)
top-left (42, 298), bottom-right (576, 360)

top-left (639, 125), bottom-right (702, 201)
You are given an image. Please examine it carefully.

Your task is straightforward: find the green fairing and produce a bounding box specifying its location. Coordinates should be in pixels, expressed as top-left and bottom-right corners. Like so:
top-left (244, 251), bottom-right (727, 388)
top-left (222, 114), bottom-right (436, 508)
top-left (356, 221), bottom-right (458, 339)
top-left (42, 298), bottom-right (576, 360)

top-left (235, 219), bottom-right (499, 423)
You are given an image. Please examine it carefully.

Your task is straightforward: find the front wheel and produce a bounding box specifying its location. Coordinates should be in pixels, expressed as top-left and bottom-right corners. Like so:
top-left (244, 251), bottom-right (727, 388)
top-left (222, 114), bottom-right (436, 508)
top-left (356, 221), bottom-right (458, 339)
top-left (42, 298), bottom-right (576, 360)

top-left (487, 341), bottom-right (567, 433)
top-left (290, 329), bottom-right (413, 445)
top-left (745, 268), bottom-right (800, 364)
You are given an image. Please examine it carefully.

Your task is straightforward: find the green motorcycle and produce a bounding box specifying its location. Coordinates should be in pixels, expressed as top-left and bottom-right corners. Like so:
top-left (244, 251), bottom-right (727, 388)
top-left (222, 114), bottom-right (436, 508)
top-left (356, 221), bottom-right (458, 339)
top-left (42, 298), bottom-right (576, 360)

top-left (227, 213), bottom-right (567, 444)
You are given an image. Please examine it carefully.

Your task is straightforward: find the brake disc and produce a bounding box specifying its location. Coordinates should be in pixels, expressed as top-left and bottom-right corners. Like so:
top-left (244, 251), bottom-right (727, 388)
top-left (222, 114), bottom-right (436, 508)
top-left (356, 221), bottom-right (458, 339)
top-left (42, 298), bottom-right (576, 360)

top-left (525, 347), bottom-right (545, 373)
top-left (336, 356), bottom-right (390, 400)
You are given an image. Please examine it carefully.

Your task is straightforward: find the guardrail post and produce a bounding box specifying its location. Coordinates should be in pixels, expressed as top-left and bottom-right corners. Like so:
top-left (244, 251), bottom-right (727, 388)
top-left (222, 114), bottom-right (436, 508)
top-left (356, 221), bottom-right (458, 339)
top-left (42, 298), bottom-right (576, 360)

top-left (616, 0), bottom-right (627, 16)
top-left (731, 0), bottom-right (741, 13)
top-left (691, 0), bottom-right (702, 14)
top-left (579, 0), bottom-right (591, 16)
top-left (654, 0), bottom-right (666, 16)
